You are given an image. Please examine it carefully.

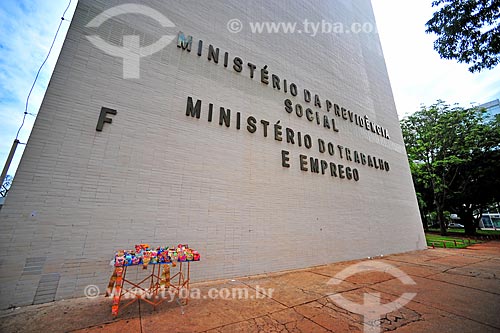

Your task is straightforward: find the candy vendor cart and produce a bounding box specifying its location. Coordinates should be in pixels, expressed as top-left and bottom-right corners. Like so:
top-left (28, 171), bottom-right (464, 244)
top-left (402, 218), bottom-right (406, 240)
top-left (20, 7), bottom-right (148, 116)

top-left (105, 244), bottom-right (200, 316)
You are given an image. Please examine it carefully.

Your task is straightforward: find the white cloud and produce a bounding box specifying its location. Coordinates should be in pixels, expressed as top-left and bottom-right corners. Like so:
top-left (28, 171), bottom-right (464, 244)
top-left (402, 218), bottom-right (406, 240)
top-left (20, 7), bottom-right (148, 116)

top-left (372, 0), bottom-right (500, 118)
top-left (0, 0), bottom-right (77, 177)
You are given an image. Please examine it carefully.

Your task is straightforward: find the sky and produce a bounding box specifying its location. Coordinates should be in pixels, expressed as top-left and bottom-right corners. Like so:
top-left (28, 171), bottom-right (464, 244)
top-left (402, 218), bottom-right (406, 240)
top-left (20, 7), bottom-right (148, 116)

top-left (0, 0), bottom-right (78, 180)
top-left (0, 0), bottom-right (499, 179)
top-left (371, 0), bottom-right (500, 117)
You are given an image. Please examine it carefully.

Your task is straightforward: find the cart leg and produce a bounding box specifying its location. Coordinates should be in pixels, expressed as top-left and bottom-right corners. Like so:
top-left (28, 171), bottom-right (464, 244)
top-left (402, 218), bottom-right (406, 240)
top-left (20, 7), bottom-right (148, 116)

top-left (106, 268), bottom-right (118, 297)
top-left (186, 262), bottom-right (190, 304)
top-left (112, 267), bottom-right (125, 316)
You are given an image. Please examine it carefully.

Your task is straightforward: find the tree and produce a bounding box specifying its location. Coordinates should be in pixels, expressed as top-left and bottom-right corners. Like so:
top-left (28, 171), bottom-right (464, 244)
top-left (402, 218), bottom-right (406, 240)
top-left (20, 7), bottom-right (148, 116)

top-left (400, 101), bottom-right (492, 235)
top-left (425, 0), bottom-right (500, 73)
top-left (410, 162), bottom-right (434, 231)
top-left (446, 115), bottom-right (500, 234)
top-left (448, 150), bottom-right (500, 233)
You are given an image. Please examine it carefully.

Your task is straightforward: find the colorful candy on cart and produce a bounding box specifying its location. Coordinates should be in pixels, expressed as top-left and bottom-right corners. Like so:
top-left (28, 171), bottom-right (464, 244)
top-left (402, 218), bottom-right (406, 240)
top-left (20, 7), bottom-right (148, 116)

top-left (114, 244), bottom-right (200, 268)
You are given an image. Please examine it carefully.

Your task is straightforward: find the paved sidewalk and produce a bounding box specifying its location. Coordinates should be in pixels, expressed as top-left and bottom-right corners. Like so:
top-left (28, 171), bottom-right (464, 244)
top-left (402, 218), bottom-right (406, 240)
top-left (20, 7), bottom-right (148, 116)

top-left (1, 242), bottom-right (499, 332)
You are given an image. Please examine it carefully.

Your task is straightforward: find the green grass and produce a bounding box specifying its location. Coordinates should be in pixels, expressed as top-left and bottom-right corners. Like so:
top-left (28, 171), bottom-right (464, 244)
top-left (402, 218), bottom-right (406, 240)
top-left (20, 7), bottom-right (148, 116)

top-left (425, 234), bottom-right (480, 249)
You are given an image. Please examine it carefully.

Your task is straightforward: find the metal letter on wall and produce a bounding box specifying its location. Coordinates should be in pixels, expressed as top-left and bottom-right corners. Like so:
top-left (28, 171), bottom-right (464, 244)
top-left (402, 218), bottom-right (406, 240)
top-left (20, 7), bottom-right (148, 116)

top-left (177, 31), bottom-right (193, 51)
top-left (96, 107), bottom-right (117, 131)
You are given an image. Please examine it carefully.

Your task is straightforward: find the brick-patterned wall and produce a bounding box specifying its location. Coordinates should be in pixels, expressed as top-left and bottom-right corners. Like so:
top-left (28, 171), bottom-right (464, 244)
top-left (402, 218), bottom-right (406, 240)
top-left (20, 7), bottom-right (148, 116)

top-left (0, 0), bottom-right (426, 308)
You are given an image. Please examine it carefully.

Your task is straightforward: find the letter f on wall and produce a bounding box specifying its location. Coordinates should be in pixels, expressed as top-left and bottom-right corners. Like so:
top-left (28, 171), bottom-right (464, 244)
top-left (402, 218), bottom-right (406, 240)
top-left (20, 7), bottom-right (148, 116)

top-left (96, 107), bottom-right (117, 131)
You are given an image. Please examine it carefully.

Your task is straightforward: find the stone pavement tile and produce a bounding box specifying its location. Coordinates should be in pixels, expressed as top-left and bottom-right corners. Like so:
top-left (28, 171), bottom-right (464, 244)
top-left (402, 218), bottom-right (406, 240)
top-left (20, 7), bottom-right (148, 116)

top-left (383, 254), bottom-right (490, 273)
top-left (443, 259), bottom-right (500, 279)
top-left (240, 270), bottom-right (356, 307)
top-left (451, 248), bottom-right (497, 260)
top-left (464, 241), bottom-right (500, 254)
top-left (206, 315), bottom-right (331, 333)
top-left (319, 287), bottom-right (420, 332)
top-left (207, 308), bottom-right (330, 332)
top-left (70, 318), bottom-right (141, 333)
top-left (0, 296), bottom-right (140, 333)
top-left (314, 258), bottom-right (440, 286)
top-left (451, 242), bottom-right (500, 257)
top-left (393, 297), bottom-right (499, 333)
top-left (379, 260), bottom-right (446, 278)
top-left (384, 257), bottom-right (456, 271)
top-left (282, 317), bottom-right (331, 333)
top-left (204, 315), bottom-right (282, 332)
top-left (240, 270), bottom-right (331, 288)
top-left (323, 279), bottom-right (499, 332)
top-left (307, 260), bottom-right (364, 278)
top-left (305, 275), bottom-right (358, 297)
top-left (331, 285), bottom-right (495, 332)
top-left (311, 259), bottom-right (402, 286)
top-left (268, 307), bottom-right (305, 325)
top-left (293, 299), bottom-right (364, 332)
top-left (139, 301), bottom-right (235, 333)
top-left (427, 270), bottom-right (500, 295)
top-left (370, 275), bottom-right (500, 329)
top-left (250, 284), bottom-right (320, 308)
top-left (139, 291), bottom-right (286, 332)
top-left (337, 270), bottom-right (396, 286)
top-left (424, 254), bottom-right (488, 267)
top-left (384, 249), bottom-right (451, 265)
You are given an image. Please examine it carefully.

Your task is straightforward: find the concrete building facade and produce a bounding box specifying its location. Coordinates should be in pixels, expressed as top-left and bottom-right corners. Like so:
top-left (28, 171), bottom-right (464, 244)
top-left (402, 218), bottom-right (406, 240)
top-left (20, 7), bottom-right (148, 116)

top-left (478, 99), bottom-right (500, 119)
top-left (0, 0), bottom-right (426, 308)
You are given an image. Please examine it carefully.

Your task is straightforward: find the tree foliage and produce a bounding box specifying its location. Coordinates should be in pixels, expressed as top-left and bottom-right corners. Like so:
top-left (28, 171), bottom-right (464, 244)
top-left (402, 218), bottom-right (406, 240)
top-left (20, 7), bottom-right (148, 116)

top-left (401, 101), bottom-right (500, 235)
top-left (425, 0), bottom-right (500, 73)
top-left (446, 114), bottom-right (500, 232)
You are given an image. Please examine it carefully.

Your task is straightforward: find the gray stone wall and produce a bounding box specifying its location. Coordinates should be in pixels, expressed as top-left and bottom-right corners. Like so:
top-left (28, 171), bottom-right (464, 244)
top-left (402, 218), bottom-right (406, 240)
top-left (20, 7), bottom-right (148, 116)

top-left (0, 0), bottom-right (426, 308)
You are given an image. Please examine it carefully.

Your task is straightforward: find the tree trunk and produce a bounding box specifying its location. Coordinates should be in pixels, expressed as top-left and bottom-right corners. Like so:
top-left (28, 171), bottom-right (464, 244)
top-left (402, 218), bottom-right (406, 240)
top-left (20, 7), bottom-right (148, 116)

top-left (459, 209), bottom-right (476, 236)
top-left (464, 219), bottom-right (475, 235)
top-left (437, 205), bottom-right (447, 236)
